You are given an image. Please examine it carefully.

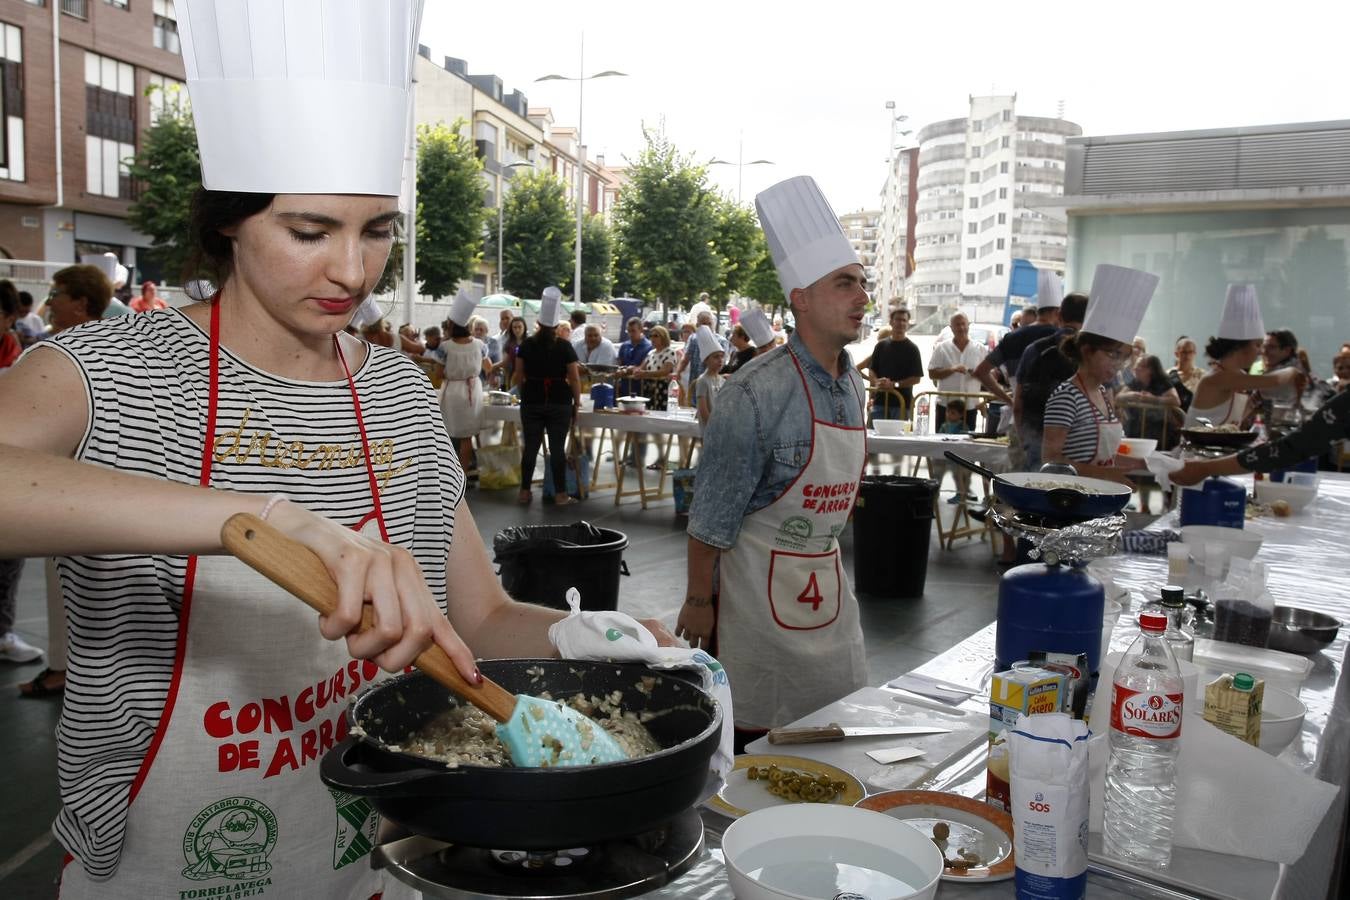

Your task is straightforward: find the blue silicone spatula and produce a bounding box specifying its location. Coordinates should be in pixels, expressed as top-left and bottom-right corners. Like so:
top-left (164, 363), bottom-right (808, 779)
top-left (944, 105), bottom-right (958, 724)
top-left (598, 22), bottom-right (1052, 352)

top-left (222, 514), bottom-right (628, 767)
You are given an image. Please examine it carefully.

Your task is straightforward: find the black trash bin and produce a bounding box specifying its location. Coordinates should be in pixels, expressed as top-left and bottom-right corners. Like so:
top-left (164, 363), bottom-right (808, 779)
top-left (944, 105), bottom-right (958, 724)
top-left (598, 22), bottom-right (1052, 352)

top-left (493, 521), bottom-right (629, 612)
top-left (852, 475), bottom-right (938, 598)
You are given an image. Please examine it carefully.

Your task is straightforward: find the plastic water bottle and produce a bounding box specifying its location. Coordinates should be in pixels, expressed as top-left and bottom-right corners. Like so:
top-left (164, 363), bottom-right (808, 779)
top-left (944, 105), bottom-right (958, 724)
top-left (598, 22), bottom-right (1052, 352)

top-left (1158, 585), bottom-right (1194, 662)
top-left (916, 397), bottom-right (930, 435)
top-left (1103, 612), bottom-right (1183, 867)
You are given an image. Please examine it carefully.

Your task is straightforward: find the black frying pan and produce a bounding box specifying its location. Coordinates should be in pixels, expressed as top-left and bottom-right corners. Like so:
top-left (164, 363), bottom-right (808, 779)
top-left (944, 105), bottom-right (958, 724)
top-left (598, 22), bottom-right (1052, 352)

top-left (320, 659), bottom-right (722, 849)
top-left (944, 451), bottom-right (1132, 520)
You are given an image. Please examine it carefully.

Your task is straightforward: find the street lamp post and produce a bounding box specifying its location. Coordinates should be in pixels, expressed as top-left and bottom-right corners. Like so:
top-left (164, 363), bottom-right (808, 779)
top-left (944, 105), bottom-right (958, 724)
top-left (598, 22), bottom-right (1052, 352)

top-left (884, 100), bottom-right (911, 163)
top-left (496, 160), bottom-right (535, 293)
top-left (709, 132), bottom-right (773, 204)
top-left (535, 35), bottom-right (627, 305)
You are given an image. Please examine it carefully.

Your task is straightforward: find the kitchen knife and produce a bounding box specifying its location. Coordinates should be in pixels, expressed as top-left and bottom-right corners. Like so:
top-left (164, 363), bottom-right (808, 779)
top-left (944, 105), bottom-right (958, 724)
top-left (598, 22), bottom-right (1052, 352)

top-left (767, 723), bottom-right (951, 745)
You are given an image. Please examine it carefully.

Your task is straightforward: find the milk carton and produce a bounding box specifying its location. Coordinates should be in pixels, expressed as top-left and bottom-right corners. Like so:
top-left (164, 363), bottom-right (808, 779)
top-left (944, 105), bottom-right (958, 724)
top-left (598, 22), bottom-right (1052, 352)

top-left (987, 663), bottom-right (1067, 812)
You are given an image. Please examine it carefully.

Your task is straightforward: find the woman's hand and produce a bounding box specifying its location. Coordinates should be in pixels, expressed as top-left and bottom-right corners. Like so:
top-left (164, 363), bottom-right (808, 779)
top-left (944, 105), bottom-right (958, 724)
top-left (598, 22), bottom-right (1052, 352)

top-left (265, 501), bottom-right (479, 682)
top-left (675, 596), bottom-right (715, 650)
top-left (639, 617), bottom-right (681, 648)
top-left (1112, 453), bottom-right (1148, 471)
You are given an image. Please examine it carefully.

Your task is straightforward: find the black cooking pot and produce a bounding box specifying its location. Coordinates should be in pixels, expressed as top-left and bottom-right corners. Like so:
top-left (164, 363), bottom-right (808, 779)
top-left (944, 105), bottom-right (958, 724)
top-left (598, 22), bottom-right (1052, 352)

top-left (321, 659), bottom-right (722, 849)
top-left (945, 451), bottom-right (1132, 520)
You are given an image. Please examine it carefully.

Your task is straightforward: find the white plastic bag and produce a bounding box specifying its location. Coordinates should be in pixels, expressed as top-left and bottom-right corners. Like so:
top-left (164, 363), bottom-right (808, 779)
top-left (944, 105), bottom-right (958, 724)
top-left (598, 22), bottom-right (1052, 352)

top-left (1008, 712), bottom-right (1090, 900)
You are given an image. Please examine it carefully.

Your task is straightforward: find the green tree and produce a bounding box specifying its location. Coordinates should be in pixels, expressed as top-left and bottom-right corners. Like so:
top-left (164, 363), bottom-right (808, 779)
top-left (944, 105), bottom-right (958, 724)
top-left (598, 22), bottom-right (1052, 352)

top-left (492, 169), bottom-right (573, 297)
top-left (741, 233), bottom-right (785, 311)
top-left (709, 195), bottom-right (761, 306)
top-left (575, 213), bottom-right (613, 301)
top-left (612, 128), bottom-right (719, 315)
top-left (125, 84), bottom-right (200, 282)
top-left (416, 120), bottom-right (488, 298)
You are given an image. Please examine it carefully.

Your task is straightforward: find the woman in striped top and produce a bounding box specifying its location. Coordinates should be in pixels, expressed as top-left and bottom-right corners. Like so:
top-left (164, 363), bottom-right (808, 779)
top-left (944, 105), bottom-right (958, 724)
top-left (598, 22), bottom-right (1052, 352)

top-left (0, 191), bottom-right (674, 896)
top-left (1041, 332), bottom-right (1149, 483)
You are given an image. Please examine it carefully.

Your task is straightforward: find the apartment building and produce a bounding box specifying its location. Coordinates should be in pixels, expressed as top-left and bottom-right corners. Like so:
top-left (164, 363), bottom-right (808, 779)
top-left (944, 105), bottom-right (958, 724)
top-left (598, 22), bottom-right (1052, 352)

top-left (0, 0), bottom-right (185, 279)
top-left (875, 146), bottom-right (918, 305)
top-left (881, 95), bottom-right (1080, 323)
top-left (837, 208), bottom-right (880, 292)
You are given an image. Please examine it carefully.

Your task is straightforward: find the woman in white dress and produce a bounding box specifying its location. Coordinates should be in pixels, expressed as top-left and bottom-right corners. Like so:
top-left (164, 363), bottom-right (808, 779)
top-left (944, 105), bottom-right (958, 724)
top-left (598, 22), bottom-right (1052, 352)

top-left (439, 295), bottom-right (492, 480)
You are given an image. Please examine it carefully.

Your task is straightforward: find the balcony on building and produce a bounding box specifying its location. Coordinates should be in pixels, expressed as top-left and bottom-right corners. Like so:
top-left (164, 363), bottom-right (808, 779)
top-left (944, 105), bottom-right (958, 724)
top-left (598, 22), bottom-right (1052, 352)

top-left (1014, 163), bottom-right (1065, 185)
top-left (917, 117), bottom-right (968, 143)
top-left (916, 167), bottom-right (965, 191)
top-left (1015, 116), bottom-right (1083, 139)
top-left (61, 0), bottom-right (88, 19)
top-left (918, 143), bottom-right (966, 167)
top-left (1016, 140), bottom-right (1067, 161)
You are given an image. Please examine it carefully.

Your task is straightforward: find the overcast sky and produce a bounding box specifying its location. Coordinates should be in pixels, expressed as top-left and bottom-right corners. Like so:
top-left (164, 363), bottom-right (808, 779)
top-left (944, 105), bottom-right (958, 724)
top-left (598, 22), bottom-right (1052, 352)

top-left (421, 0), bottom-right (1343, 214)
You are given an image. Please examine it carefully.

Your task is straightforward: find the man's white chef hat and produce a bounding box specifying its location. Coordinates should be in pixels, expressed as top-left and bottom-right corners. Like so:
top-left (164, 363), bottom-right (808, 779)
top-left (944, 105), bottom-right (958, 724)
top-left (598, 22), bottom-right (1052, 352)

top-left (1035, 269), bottom-right (1064, 310)
top-left (179, 0), bottom-right (424, 196)
top-left (1217, 284), bottom-right (1265, 340)
top-left (538, 286), bottom-right (563, 328)
top-left (449, 289), bottom-right (477, 328)
top-left (694, 325), bottom-right (723, 359)
top-left (742, 308), bottom-right (775, 347)
top-left (1080, 264), bottom-right (1159, 344)
top-left (755, 175), bottom-right (860, 303)
top-left (80, 254), bottom-right (117, 281)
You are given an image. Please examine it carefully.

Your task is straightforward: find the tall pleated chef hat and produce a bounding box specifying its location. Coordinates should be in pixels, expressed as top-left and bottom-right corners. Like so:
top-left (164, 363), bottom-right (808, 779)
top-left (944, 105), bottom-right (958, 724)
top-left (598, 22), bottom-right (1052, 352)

top-left (742, 308), bottom-right (775, 347)
top-left (1035, 269), bottom-right (1064, 309)
top-left (538, 286), bottom-right (563, 328)
top-left (1080, 264), bottom-right (1159, 345)
top-left (1217, 284), bottom-right (1265, 340)
top-left (694, 325), bottom-right (723, 359)
top-left (449, 289), bottom-right (477, 328)
top-left (178, 0), bottom-right (424, 195)
top-left (80, 254), bottom-right (117, 281)
top-left (755, 175), bottom-right (860, 302)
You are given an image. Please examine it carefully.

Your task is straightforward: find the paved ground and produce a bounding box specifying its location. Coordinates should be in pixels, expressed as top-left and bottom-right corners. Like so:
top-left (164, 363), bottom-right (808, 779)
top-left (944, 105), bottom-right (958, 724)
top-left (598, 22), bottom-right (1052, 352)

top-left (0, 465), bottom-right (1003, 895)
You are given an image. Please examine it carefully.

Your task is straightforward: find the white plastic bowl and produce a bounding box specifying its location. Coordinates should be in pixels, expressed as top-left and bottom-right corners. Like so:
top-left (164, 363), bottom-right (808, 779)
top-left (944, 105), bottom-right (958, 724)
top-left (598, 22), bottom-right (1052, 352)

top-left (1180, 525), bottom-right (1264, 560)
top-left (1253, 479), bottom-right (1317, 514)
top-left (724, 804), bottom-right (943, 900)
top-left (616, 395), bottom-right (650, 413)
top-left (873, 419), bottom-right (904, 436)
top-left (1258, 685), bottom-right (1306, 756)
top-left (1118, 437), bottom-right (1157, 458)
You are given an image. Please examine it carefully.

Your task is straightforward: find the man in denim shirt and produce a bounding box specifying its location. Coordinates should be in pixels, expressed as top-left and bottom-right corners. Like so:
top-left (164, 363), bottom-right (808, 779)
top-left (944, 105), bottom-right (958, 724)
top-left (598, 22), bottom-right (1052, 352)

top-left (678, 176), bottom-right (869, 746)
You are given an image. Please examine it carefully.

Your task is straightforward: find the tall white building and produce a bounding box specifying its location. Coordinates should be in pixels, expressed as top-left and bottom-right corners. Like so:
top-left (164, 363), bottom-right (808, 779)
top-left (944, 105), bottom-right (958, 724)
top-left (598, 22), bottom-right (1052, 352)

top-left (876, 148), bottom-right (918, 306)
top-left (886, 95), bottom-right (1080, 324)
top-left (838, 209), bottom-right (881, 290)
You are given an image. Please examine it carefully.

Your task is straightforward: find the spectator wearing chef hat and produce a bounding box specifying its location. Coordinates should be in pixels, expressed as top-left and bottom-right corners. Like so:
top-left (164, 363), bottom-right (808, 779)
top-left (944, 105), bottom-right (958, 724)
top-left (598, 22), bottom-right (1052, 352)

top-left (512, 285), bottom-right (582, 506)
top-left (0, 3), bottom-right (678, 894)
top-left (78, 253), bottom-right (133, 317)
top-left (1041, 264), bottom-right (1159, 483)
top-left (1185, 285), bottom-right (1303, 429)
top-left (680, 175), bottom-right (869, 749)
top-left (692, 324), bottom-right (727, 427)
top-left (440, 290), bottom-right (493, 481)
top-left (740, 307), bottom-right (776, 357)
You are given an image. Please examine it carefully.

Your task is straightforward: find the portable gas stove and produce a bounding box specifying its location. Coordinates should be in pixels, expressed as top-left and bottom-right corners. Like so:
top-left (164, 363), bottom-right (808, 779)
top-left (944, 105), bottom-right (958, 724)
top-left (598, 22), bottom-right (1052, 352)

top-left (371, 807), bottom-right (705, 900)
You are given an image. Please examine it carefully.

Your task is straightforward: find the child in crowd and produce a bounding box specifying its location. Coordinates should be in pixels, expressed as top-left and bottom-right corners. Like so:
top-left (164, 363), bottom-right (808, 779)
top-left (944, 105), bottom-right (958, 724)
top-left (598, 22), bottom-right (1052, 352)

top-left (940, 399), bottom-right (975, 502)
top-left (695, 346), bottom-right (726, 428)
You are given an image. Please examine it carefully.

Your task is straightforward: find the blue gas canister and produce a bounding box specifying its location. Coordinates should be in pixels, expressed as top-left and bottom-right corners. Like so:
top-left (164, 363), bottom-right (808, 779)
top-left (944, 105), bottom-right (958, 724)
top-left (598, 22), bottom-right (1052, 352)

top-left (996, 564), bottom-right (1106, 679)
top-left (590, 383), bottom-right (615, 409)
top-left (1179, 477), bottom-right (1246, 529)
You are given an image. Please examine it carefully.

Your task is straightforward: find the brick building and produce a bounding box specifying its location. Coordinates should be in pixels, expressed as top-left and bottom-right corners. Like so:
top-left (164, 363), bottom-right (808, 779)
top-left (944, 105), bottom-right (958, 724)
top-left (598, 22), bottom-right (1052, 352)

top-left (0, 0), bottom-right (184, 280)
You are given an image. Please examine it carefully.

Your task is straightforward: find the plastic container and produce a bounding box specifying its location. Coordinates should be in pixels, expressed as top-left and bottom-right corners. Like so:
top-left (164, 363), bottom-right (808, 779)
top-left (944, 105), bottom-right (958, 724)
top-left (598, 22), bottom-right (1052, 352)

top-left (1191, 638), bottom-right (1314, 694)
top-left (1158, 585), bottom-right (1195, 662)
top-left (852, 476), bottom-right (938, 598)
top-left (1179, 477), bottom-right (1247, 529)
top-left (492, 522), bottom-right (628, 612)
top-left (1213, 561), bottom-right (1273, 648)
top-left (996, 565), bottom-right (1106, 679)
top-left (590, 382), bottom-right (615, 409)
top-left (1103, 613), bottom-right (1183, 868)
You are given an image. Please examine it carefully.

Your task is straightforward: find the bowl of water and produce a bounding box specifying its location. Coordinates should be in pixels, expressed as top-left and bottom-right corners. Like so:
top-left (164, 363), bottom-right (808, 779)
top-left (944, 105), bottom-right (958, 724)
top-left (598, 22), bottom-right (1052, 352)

top-left (723, 803), bottom-right (943, 900)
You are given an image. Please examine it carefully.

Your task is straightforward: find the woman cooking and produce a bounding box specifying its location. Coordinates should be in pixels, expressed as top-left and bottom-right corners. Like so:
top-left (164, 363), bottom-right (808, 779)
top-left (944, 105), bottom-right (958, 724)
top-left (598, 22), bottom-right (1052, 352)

top-left (1184, 285), bottom-right (1303, 428)
top-left (0, 4), bottom-right (670, 896)
top-left (1041, 264), bottom-right (1159, 483)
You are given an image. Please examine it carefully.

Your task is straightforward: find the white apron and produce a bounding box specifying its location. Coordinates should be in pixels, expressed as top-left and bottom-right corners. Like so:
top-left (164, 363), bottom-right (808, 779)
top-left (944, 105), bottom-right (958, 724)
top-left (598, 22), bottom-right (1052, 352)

top-left (60, 301), bottom-right (412, 900)
top-left (716, 353), bottom-right (869, 729)
top-left (1076, 375), bottom-right (1124, 465)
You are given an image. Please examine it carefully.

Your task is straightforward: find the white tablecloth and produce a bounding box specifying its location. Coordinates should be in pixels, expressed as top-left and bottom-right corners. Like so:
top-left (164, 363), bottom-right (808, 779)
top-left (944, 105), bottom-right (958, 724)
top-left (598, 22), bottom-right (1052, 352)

top-left (482, 404), bottom-right (704, 438)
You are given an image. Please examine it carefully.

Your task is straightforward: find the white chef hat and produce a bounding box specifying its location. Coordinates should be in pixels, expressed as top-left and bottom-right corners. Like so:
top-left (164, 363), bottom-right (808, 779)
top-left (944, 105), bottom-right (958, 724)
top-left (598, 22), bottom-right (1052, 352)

top-left (350, 294), bottom-right (384, 330)
top-left (538, 286), bottom-right (563, 328)
top-left (694, 325), bottom-right (723, 359)
top-left (755, 175), bottom-right (860, 303)
top-left (1080, 264), bottom-right (1159, 344)
top-left (449, 289), bottom-right (477, 328)
top-left (1217, 284), bottom-right (1265, 340)
top-left (178, 0), bottom-right (424, 196)
top-left (1035, 269), bottom-right (1064, 309)
top-left (80, 253), bottom-right (117, 281)
top-left (742, 308), bottom-right (775, 347)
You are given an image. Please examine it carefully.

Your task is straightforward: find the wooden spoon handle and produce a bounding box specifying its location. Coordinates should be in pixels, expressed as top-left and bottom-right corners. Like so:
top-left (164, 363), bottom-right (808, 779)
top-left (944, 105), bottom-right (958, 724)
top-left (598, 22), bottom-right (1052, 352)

top-left (221, 513), bottom-right (517, 722)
